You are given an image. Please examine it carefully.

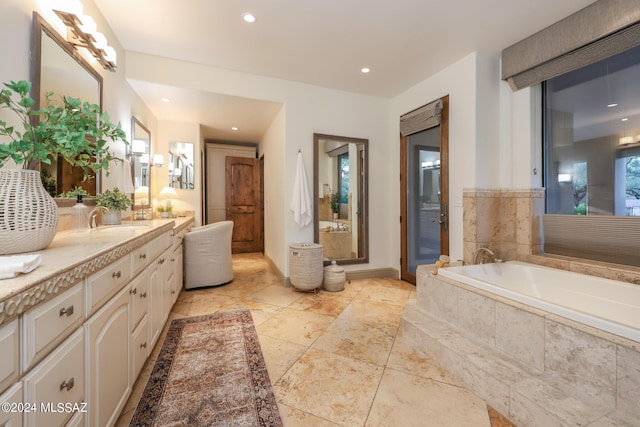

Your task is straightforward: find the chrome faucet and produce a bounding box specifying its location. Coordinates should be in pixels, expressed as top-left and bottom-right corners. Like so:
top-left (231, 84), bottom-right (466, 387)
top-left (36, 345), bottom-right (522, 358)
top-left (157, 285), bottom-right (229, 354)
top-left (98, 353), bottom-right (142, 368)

top-left (473, 247), bottom-right (502, 264)
top-left (88, 206), bottom-right (108, 228)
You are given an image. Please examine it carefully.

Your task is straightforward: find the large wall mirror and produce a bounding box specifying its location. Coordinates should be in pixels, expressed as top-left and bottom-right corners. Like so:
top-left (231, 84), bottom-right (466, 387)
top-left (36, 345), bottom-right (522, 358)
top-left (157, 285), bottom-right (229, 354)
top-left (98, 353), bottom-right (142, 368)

top-left (168, 141), bottom-right (195, 189)
top-left (31, 12), bottom-right (103, 197)
top-left (313, 133), bottom-right (368, 265)
top-left (131, 117), bottom-right (151, 217)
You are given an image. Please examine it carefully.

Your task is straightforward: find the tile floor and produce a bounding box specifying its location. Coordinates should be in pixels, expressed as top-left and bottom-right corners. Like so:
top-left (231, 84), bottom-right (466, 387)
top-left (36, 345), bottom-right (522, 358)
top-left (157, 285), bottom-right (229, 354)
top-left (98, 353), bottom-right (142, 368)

top-left (116, 253), bottom-right (515, 427)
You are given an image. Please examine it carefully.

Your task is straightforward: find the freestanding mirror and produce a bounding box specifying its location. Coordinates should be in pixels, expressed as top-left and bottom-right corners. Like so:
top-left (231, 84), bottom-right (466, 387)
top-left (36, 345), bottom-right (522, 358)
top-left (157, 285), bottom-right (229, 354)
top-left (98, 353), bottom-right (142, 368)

top-left (314, 133), bottom-right (368, 265)
top-left (131, 117), bottom-right (151, 218)
top-left (31, 12), bottom-right (103, 196)
top-left (168, 141), bottom-right (195, 189)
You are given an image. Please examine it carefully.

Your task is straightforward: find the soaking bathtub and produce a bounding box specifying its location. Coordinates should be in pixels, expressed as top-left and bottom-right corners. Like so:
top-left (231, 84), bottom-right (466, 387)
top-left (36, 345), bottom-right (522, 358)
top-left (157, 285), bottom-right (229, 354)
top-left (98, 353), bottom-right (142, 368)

top-left (438, 261), bottom-right (640, 342)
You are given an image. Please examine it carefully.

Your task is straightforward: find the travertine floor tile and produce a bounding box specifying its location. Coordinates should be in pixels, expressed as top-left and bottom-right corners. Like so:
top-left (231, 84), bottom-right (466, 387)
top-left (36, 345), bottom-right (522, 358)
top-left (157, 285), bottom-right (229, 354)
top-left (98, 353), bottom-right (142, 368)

top-left (288, 291), bottom-right (353, 317)
top-left (256, 307), bottom-right (334, 346)
top-left (365, 368), bottom-right (491, 427)
top-left (258, 334), bottom-right (307, 383)
top-left (249, 284), bottom-right (305, 307)
top-left (312, 317), bottom-right (396, 366)
top-left (275, 348), bottom-right (383, 426)
top-left (278, 403), bottom-right (341, 426)
top-left (224, 300), bottom-right (284, 326)
top-left (338, 298), bottom-right (404, 329)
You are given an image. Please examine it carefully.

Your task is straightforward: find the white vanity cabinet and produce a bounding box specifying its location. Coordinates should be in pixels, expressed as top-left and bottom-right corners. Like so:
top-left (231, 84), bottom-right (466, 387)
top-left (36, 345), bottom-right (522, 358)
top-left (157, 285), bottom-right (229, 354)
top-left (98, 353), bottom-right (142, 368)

top-left (0, 218), bottom-right (192, 427)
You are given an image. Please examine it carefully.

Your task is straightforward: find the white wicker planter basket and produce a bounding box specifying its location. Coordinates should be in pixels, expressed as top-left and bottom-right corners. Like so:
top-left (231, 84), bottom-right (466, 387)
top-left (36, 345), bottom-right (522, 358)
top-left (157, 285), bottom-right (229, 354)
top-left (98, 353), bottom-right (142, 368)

top-left (0, 169), bottom-right (59, 255)
top-left (289, 243), bottom-right (323, 291)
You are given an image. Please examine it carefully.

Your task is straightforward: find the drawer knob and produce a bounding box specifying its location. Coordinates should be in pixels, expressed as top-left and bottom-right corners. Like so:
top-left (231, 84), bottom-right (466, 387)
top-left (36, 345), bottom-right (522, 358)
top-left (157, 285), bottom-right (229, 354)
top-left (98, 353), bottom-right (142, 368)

top-left (140, 342), bottom-right (147, 349)
top-left (139, 253), bottom-right (147, 259)
top-left (59, 305), bottom-right (74, 317)
top-left (130, 288), bottom-right (137, 295)
top-left (60, 377), bottom-right (74, 392)
top-left (112, 270), bottom-right (122, 279)
top-left (140, 292), bottom-right (147, 298)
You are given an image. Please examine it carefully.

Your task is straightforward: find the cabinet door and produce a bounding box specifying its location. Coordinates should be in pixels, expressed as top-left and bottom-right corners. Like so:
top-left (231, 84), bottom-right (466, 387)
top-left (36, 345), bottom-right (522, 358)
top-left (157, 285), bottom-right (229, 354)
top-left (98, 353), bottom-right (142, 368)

top-left (129, 270), bottom-right (149, 331)
top-left (85, 285), bottom-right (131, 427)
top-left (131, 315), bottom-right (149, 381)
top-left (23, 327), bottom-right (84, 427)
top-left (0, 318), bottom-right (19, 393)
top-left (0, 383), bottom-right (22, 427)
top-left (147, 259), bottom-right (163, 349)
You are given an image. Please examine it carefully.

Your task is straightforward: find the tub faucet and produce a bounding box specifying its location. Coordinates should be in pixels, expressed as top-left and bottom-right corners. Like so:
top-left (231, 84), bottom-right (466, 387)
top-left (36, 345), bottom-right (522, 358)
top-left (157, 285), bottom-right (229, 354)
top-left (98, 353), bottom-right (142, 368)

top-left (88, 206), bottom-right (108, 228)
top-left (473, 247), bottom-right (502, 264)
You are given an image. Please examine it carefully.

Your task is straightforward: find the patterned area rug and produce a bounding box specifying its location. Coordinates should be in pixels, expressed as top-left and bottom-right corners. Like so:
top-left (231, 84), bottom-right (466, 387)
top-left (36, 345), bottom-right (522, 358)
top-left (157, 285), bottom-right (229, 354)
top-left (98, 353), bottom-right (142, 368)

top-left (129, 309), bottom-right (283, 426)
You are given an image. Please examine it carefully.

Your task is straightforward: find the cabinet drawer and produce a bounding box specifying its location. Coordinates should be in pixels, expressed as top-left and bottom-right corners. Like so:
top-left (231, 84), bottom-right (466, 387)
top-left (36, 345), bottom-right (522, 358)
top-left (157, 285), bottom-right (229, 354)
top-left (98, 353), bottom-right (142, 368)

top-left (173, 228), bottom-right (187, 250)
top-left (23, 327), bottom-right (84, 427)
top-left (131, 315), bottom-right (149, 381)
top-left (130, 244), bottom-right (149, 277)
top-left (148, 232), bottom-right (172, 262)
top-left (0, 382), bottom-right (22, 427)
top-left (22, 282), bottom-right (84, 371)
top-left (130, 269), bottom-right (149, 330)
top-left (0, 318), bottom-right (19, 393)
top-left (86, 255), bottom-right (131, 316)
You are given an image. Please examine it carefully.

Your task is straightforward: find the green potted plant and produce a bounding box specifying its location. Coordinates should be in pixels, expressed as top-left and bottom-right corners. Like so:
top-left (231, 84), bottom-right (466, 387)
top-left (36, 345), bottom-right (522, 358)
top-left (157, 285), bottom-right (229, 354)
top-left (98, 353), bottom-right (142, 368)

top-left (330, 192), bottom-right (340, 219)
top-left (157, 205), bottom-right (173, 218)
top-left (0, 80), bottom-right (127, 254)
top-left (56, 185), bottom-right (97, 207)
top-left (96, 187), bottom-right (132, 225)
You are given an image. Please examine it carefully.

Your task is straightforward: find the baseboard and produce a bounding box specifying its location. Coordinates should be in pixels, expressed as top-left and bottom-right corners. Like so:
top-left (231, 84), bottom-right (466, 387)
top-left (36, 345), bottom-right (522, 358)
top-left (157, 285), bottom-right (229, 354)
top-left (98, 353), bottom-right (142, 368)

top-left (282, 267), bottom-right (399, 288)
top-left (345, 268), bottom-right (399, 281)
top-left (263, 254), bottom-right (287, 286)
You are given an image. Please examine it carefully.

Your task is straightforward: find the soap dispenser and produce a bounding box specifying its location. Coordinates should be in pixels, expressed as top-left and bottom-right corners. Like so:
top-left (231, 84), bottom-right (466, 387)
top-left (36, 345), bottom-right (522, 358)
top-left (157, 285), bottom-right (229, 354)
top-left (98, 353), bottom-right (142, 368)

top-left (72, 194), bottom-right (89, 231)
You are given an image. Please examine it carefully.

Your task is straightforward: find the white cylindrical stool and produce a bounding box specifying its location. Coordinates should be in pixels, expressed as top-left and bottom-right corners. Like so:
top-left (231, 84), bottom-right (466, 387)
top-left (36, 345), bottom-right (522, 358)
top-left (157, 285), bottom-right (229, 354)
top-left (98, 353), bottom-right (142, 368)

top-left (323, 260), bottom-right (345, 292)
top-left (289, 243), bottom-right (323, 291)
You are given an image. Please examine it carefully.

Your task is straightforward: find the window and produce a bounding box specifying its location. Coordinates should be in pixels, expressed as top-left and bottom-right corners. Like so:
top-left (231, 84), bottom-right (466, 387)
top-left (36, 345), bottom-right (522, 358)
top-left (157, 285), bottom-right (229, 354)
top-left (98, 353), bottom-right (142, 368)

top-left (338, 153), bottom-right (349, 204)
top-left (543, 45), bottom-right (640, 216)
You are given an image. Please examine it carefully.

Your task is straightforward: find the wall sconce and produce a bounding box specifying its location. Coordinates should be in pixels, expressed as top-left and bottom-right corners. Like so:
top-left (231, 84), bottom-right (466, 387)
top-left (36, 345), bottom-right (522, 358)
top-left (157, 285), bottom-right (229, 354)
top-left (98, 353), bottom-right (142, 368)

top-left (557, 173), bottom-right (572, 183)
top-left (151, 154), bottom-right (164, 167)
top-left (130, 139), bottom-right (147, 156)
top-left (52, 0), bottom-right (117, 71)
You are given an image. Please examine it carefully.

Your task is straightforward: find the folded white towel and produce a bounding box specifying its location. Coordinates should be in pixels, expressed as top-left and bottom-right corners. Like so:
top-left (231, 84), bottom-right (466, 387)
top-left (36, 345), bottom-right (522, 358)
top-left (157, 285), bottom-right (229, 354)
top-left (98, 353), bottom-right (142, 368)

top-left (0, 254), bottom-right (43, 280)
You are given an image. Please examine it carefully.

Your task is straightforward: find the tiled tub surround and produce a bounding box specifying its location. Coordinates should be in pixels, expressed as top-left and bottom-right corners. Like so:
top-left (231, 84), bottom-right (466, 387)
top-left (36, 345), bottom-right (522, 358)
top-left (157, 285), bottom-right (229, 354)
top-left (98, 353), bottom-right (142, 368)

top-left (403, 265), bottom-right (640, 426)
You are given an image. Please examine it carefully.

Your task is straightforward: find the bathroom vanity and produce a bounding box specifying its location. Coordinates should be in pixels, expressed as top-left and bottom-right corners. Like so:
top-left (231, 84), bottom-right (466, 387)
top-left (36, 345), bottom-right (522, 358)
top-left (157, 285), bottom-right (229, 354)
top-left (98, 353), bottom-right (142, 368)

top-left (0, 217), bottom-right (193, 427)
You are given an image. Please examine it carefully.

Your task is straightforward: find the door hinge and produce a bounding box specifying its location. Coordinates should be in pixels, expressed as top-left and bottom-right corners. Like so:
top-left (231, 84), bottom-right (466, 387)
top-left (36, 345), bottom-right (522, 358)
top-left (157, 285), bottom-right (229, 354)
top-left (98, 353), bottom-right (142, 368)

top-left (399, 215), bottom-right (402, 223)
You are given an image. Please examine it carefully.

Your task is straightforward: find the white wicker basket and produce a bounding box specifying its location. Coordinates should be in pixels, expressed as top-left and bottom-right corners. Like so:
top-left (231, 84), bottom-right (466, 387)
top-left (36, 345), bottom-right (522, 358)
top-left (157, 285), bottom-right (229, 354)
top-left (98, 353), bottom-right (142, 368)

top-left (323, 260), bottom-right (345, 292)
top-left (289, 243), bottom-right (323, 291)
top-left (0, 169), bottom-right (59, 255)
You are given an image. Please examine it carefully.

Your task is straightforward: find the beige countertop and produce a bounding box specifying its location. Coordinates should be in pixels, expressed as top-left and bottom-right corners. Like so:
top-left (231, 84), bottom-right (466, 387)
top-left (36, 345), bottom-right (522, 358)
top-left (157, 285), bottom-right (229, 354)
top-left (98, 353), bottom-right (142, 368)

top-left (0, 217), bottom-right (194, 326)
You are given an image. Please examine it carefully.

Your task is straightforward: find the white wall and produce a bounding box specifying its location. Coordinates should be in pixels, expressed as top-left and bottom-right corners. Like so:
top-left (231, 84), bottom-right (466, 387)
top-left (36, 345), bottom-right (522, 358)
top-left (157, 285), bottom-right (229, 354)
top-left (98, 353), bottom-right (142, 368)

top-left (125, 52), bottom-right (392, 276)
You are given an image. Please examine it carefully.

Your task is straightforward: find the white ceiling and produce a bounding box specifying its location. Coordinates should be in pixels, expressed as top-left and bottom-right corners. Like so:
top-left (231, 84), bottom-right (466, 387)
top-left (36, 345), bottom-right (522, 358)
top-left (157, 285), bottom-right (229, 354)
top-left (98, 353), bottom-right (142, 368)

top-left (93, 0), bottom-right (596, 142)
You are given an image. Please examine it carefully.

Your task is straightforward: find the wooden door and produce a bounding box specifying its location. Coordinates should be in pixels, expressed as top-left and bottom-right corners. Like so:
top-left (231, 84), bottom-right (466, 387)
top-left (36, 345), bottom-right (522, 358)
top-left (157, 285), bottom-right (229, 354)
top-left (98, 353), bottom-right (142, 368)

top-left (225, 156), bottom-right (262, 253)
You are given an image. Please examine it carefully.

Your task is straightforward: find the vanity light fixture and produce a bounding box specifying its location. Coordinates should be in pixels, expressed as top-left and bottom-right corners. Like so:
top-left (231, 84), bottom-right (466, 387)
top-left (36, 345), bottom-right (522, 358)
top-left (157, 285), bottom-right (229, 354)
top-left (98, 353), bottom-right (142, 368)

top-left (130, 139), bottom-right (147, 155)
top-left (557, 173), bottom-right (572, 183)
top-left (52, 0), bottom-right (117, 71)
top-left (151, 154), bottom-right (164, 167)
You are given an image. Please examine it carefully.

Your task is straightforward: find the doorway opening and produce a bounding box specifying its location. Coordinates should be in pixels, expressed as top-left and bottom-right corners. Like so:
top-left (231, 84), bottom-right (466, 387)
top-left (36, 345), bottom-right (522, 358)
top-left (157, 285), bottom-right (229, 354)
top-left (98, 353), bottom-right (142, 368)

top-left (400, 96), bottom-right (449, 283)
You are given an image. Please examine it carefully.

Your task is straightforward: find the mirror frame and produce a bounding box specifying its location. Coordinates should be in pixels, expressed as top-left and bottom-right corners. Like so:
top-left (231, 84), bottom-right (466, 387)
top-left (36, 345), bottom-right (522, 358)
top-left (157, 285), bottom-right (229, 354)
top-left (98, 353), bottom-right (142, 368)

top-left (30, 11), bottom-right (104, 192)
top-left (131, 117), bottom-right (151, 206)
top-left (313, 133), bottom-right (369, 265)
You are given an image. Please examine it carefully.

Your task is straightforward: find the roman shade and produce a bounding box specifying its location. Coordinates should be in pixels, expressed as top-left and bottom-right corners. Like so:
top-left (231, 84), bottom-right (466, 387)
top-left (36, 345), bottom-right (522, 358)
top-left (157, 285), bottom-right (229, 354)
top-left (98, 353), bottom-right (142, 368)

top-left (400, 98), bottom-right (443, 136)
top-left (502, 0), bottom-right (640, 91)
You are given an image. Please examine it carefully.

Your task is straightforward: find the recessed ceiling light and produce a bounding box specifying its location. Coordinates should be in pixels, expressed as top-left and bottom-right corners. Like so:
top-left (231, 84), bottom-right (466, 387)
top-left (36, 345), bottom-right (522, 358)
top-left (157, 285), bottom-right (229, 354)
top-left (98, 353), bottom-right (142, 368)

top-left (361, 67), bottom-right (370, 74)
top-left (622, 117), bottom-right (629, 122)
top-left (242, 13), bottom-right (256, 23)
top-left (607, 103), bottom-right (618, 108)
top-left (231, 127), bottom-right (239, 131)
top-left (161, 97), bottom-right (170, 103)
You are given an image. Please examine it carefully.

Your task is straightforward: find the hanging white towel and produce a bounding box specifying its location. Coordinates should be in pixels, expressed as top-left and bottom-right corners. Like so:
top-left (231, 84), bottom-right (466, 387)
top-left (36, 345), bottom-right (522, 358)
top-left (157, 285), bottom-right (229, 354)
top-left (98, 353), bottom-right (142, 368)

top-left (291, 151), bottom-right (313, 229)
top-left (121, 158), bottom-right (135, 194)
top-left (0, 254), bottom-right (42, 280)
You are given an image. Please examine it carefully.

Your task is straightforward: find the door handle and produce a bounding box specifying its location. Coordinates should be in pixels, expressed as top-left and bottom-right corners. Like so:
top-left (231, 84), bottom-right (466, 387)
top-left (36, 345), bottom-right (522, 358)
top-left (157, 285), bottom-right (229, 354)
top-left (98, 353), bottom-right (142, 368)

top-left (432, 203), bottom-right (448, 230)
